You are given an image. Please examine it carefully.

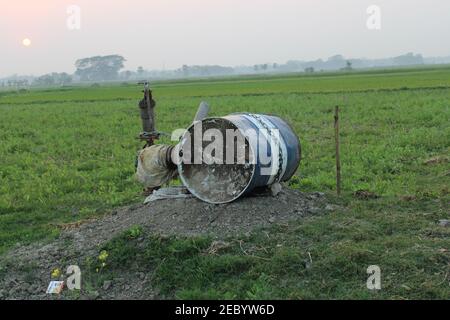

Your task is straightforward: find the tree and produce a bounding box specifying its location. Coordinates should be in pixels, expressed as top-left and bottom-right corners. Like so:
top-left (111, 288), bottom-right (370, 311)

top-left (393, 53), bottom-right (424, 66)
top-left (75, 55), bottom-right (126, 81)
top-left (137, 66), bottom-right (144, 76)
top-left (122, 70), bottom-right (133, 80)
top-left (341, 61), bottom-right (353, 71)
top-left (58, 72), bottom-right (73, 85)
top-left (33, 73), bottom-right (72, 87)
top-left (182, 65), bottom-right (189, 77)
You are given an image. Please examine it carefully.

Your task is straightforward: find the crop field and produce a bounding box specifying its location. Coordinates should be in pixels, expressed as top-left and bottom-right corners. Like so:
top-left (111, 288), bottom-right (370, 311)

top-left (0, 66), bottom-right (449, 299)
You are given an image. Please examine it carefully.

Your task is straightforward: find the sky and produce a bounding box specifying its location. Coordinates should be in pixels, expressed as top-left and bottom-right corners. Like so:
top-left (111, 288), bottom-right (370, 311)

top-left (1, 0), bottom-right (450, 77)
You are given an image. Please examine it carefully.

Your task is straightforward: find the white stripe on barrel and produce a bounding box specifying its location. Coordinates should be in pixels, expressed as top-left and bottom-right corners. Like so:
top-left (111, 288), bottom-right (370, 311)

top-left (243, 114), bottom-right (288, 184)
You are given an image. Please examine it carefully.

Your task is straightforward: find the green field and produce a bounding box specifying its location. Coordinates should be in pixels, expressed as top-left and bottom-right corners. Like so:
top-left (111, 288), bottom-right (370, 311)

top-left (0, 67), bottom-right (449, 299)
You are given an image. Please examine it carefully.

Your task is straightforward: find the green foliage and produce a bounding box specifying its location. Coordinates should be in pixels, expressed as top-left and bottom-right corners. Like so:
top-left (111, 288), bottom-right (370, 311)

top-left (0, 67), bottom-right (449, 299)
top-left (126, 225), bottom-right (143, 239)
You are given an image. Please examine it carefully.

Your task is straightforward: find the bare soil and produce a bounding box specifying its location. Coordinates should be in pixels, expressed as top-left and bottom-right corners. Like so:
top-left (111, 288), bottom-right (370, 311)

top-left (0, 188), bottom-right (328, 300)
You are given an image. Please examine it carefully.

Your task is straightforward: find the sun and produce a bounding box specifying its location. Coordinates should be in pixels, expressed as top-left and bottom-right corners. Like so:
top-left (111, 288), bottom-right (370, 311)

top-left (22, 38), bottom-right (32, 47)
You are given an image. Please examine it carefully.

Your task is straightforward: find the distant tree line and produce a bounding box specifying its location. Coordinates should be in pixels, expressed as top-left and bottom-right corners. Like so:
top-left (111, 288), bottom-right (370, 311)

top-left (0, 52), bottom-right (445, 88)
top-left (179, 65), bottom-right (234, 77)
top-left (0, 79), bottom-right (30, 88)
top-left (34, 72), bottom-right (73, 86)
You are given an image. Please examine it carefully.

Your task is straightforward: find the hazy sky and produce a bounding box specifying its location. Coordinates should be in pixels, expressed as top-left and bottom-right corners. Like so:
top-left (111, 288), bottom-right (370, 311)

top-left (1, 0), bottom-right (450, 76)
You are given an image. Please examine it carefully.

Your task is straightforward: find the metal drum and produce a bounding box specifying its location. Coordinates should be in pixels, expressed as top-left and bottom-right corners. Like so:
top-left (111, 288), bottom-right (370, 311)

top-left (177, 113), bottom-right (301, 204)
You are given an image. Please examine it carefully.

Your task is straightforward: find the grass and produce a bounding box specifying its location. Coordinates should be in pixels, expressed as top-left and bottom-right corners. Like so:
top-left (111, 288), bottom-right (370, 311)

top-left (0, 67), bottom-right (449, 299)
top-left (83, 194), bottom-right (448, 299)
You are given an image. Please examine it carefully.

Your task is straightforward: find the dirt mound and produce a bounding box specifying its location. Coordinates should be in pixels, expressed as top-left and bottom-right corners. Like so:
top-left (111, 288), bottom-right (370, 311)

top-left (0, 188), bottom-right (327, 300)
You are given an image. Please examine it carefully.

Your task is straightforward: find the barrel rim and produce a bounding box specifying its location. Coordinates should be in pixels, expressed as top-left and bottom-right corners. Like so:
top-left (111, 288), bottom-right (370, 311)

top-left (177, 117), bottom-right (257, 204)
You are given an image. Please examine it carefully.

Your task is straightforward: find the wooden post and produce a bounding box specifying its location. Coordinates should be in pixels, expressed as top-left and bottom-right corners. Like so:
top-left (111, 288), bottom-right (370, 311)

top-left (334, 106), bottom-right (341, 196)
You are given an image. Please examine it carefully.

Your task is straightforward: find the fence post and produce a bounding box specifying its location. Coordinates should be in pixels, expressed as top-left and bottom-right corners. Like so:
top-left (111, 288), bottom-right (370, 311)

top-left (334, 106), bottom-right (341, 196)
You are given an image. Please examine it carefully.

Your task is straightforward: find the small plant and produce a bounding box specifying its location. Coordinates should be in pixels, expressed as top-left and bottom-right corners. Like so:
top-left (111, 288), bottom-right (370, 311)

top-left (96, 250), bottom-right (109, 272)
top-left (51, 268), bottom-right (61, 278)
top-left (288, 175), bottom-right (301, 188)
top-left (126, 225), bottom-right (142, 239)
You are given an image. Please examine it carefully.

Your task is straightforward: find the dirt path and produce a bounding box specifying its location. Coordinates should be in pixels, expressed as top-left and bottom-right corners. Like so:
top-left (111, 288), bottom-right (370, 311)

top-left (0, 188), bottom-right (328, 300)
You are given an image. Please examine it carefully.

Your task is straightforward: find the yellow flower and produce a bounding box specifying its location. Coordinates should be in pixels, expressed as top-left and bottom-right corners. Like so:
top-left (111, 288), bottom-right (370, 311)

top-left (98, 250), bottom-right (109, 262)
top-left (51, 268), bottom-right (61, 278)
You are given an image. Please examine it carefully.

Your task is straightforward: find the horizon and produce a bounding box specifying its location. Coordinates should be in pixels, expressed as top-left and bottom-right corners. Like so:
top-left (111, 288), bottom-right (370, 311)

top-left (2, 51), bottom-right (449, 79)
top-left (2, 0), bottom-right (450, 77)
top-left (1, 51), bottom-right (446, 79)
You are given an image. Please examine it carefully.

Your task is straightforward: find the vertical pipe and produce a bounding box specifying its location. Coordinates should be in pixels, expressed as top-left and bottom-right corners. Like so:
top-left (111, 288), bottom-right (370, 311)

top-left (145, 88), bottom-right (155, 132)
top-left (193, 101), bottom-right (210, 123)
top-left (139, 98), bottom-right (152, 132)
